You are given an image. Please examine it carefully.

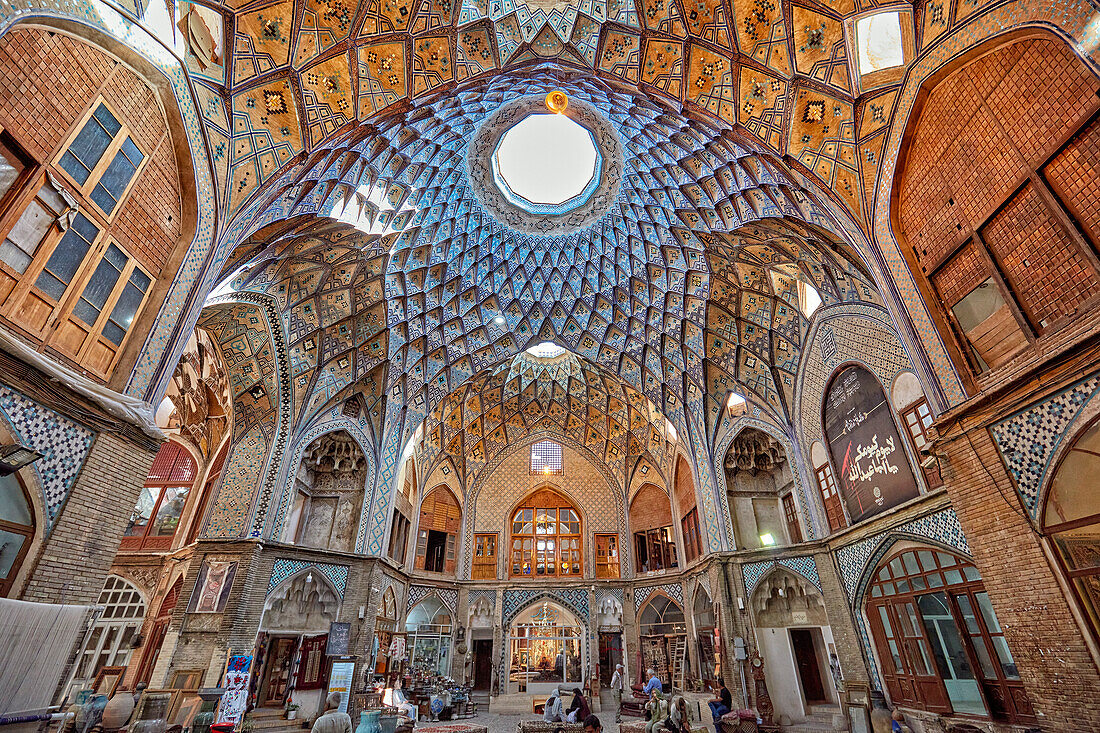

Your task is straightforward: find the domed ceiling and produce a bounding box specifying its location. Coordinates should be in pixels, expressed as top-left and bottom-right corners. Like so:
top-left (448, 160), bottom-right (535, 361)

top-left (168, 0), bottom-right (906, 225)
top-left (212, 71), bottom-right (882, 458)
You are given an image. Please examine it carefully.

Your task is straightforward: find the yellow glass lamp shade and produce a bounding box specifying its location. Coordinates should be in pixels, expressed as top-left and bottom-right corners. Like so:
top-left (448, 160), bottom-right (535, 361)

top-left (545, 90), bottom-right (568, 114)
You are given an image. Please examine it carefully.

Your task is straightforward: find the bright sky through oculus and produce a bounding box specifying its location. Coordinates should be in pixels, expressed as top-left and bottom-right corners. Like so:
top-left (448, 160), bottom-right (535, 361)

top-left (857, 12), bottom-right (905, 75)
top-left (494, 114), bottom-right (597, 206)
top-left (527, 341), bottom-right (567, 358)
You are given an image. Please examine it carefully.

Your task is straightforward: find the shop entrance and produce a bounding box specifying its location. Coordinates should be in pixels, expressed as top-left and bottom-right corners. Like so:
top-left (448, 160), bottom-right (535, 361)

top-left (473, 639), bottom-right (493, 690)
top-left (790, 629), bottom-right (827, 704)
top-left (258, 635), bottom-right (299, 707)
top-left (598, 632), bottom-right (623, 686)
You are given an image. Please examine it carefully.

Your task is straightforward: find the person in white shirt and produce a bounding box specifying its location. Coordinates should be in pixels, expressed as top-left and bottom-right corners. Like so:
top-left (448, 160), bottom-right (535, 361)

top-left (609, 664), bottom-right (624, 723)
top-left (543, 692), bottom-right (564, 722)
top-left (311, 693), bottom-right (352, 733)
top-left (389, 678), bottom-right (418, 721)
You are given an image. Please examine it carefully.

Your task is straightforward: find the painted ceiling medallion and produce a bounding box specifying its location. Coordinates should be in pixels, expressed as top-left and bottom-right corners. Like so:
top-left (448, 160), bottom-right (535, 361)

top-left (468, 95), bottom-right (623, 235)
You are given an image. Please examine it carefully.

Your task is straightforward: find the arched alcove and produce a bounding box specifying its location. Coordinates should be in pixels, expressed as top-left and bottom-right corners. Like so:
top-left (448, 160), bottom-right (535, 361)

top-left (283, 430), bottom-right (369, 552)
top-left (630, 483), bottom-right (677, 574)
top-left (724, 428), bottom-right (799, 548)
top-left (415, 485), bottom-right (461, 574)
top-left (505, 600), bottom-right (584, 695)
top-left (405, 594), bottom-right (453, 675)
top-left (638, 594), bottom-right (687, 689)
top-left (260, 570), bottom-right (341, 634)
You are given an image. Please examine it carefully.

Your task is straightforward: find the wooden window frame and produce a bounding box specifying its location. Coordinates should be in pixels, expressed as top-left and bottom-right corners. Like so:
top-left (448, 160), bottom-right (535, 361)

top-left (52, 99), bottom-right (147, 223)
top-left (814, 462), bottom-right (847, 532)
top-left (508, 488), bottom-right (583, 578)
top-left (866, 548), bottom-right (1034, 724)
top-left (0, 472), bottom-right (35, 596)
top-left (781, 493), bottom-right (803, 543)
top-left (121, 443), bottom-right (197, 551)
top-left (595, 532), bottom-right (620, 579)
top-left (900, 399), bottom-right (943, 489)
top-left (634, 525), bottom-right (678, 573)
top-left (388, 510), bottom-right (410, 566)
top-left (681, 508), bottom-right (702, 563)
top-left (926, 107), bottom-right (1100, 376)
top-left (472, 532), bottom-right (497, 579)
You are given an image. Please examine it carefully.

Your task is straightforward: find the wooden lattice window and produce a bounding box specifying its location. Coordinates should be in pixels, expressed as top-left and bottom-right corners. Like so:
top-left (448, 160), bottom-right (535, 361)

top-left (122, 442), bottom-right (196, 550)
top-left (415, 486), bottom-right (461, 573)
top-left (472, 533), bottom-right (497, 579)
top-left (595, 533), bottom-right (620, 578)
top-left (529, 440), bottom-right (563, 475)
top-left (509, 487), bottom-right (582, 577)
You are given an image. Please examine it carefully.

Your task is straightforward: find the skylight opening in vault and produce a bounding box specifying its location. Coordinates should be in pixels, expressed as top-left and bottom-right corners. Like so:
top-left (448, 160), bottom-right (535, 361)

top-left (856, 12), bottom-right (905, 75)
top-left (526, 341), bottom-right (567, 359)
top-left (799, 281), bottom-right (823, 317)
top-left (492, 114), bottom-right (599, 212)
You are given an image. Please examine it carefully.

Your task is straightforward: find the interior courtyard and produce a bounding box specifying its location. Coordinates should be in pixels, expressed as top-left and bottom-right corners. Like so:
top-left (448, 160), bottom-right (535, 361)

top-left (0, 0), bottom-right (1098, 731)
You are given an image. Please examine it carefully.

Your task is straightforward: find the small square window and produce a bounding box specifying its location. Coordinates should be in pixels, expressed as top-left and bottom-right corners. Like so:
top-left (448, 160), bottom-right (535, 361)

top-left (857, 12), bottom-right (905, 75)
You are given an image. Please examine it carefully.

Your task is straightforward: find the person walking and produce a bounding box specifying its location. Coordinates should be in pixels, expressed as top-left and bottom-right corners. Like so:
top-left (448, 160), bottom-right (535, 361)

top-left (610, 663), bottom-right (625, 723)
top-left (311, 693), bottom-right (352, 733)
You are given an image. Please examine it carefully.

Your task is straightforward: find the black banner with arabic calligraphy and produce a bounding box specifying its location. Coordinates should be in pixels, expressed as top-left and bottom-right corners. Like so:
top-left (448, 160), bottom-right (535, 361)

top-left (823, 366), bottom-right (919, 523)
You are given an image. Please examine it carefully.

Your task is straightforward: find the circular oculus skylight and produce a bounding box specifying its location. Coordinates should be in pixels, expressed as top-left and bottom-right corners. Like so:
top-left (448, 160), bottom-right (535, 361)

top-left (526, 341), bottom-right (567, 358)
top-left (492, 113), bottom-right (601, 214)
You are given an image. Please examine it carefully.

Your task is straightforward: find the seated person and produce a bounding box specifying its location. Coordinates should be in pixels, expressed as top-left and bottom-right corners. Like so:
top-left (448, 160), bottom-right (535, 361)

top-left (664, 696), bottom-right (690, 733)
top-left (543, 693), bottom-right (564, 723)
top-left (388, 679), bottom-right (417, 721)
top-left (643, 669), bottom-right (663, 696)
top-left (644, 691), bottom-right (669, 733)
top-left (565, 689), bottom-right (590, 724)
top-left (707, 680), bottom-right (732, 732)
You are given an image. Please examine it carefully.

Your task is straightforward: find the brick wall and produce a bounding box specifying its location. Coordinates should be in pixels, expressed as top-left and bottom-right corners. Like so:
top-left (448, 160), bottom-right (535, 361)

top-left (940, 429), bottom-right (1100, 731)
top-left (674, 456), bottom-right (695, 515)
top-left (21, 431), bottom-right (156, 605)
top-left (0, 27), bottom-right (183, 275)
top-left (630, 482), bottom-right (673, 531)
top-left (898, 34), bottom-right (1100, 334)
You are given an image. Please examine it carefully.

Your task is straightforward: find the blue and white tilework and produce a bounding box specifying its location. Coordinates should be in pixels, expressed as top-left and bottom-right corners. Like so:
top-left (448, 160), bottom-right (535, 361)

top-left (741, 556), bottom-right (822, 598)
top-left (990, 371), bottom-right (1100, 521)
top-left (834, 507), bottom-right (969, 605)
top-left (503, 588), bottom-right (590, 625)
top-left (0, 385), bottom-right (94, 528)
top-left (268, 558), bottom-right (350, 598)
top-left (468, 589), bottom-right (496, 610)
top-left (405, 585), bottom-right (458, 614)
top-left (632, 582), bottom-right (683, 610)
top-left (595, 587), bottom-right (624, 607)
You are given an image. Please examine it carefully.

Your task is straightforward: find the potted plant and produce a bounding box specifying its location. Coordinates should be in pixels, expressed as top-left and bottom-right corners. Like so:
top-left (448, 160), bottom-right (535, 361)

top-left (286, 701), bottom-right (300, 721)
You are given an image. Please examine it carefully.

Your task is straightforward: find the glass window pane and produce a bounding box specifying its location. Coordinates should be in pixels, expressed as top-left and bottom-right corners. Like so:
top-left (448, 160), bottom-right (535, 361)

top-left (60, 106), bottom-right (119, 184)
top-left (125, 487), bottom-right (158, 536)
top-left (0, 528), bottom-right (27, 579)
top-left (0, 474), bottom-right (33, 525)
top-left (105, 281), bottom-right (146, 345)
top-left (36, 213), bottom-right (98, 299)
top-left (1, 189), bottom-right (65, 273)
top-left (151, 485), bottom-right (189, 536)
top-left (91, 141), bottom-right (140, 214)
top-left (0, 143), bottom-right (24, 200)
top-left (74, 248), bottom-right (124, 325)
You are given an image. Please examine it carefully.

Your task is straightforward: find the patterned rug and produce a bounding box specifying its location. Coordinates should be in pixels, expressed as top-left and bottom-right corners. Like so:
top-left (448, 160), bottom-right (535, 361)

top-left (413, 724), bottom-right (489, 733)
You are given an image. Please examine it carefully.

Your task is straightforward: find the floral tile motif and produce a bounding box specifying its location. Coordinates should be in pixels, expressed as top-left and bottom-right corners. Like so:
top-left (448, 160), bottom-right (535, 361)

top-left (682, 0), bottom-right (731, 49)
top-left (739, 65), bottom-right (787, 153)
top-left (301, 53), bottom-right (354, 147)
top-left (456, 24), bottom-right (498, 80)
top-left (788, 86), bottom-right (861, 221)
top-left (791, 5), bottom-right (850, 93)
top-left (294, 0), bottom-right (360, 67)
top-left (233, 2), bottom-right (294, 84)
top-left (732, 0), bottom-right (790, 78)
top-left (598, 29), bottom-right (640, 82)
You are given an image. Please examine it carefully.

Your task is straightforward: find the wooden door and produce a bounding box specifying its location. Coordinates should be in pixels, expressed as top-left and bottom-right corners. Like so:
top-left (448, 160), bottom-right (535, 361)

top-left (260, 637), bottom-right (298, 706)
top-left (789, 629), bottom-right (826, 703)
top-left (473, 640), bottom-right (493, 690)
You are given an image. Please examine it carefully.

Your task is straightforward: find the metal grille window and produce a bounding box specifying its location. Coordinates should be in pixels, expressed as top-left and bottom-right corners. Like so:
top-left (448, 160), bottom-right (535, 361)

top-left (529, 440), bottom-right (563, 475)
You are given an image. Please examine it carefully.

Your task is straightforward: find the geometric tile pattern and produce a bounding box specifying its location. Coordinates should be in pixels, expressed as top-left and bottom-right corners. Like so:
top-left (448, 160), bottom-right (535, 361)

top-left (503, 587), bottom-right (591, 625)
top-left (268, 557), bottom-right (351, 598)
top-left (632, 582), bottom-right (683, 610)
top-left (833, 507), bottom-right (969, 604)
top-left (990, 371), bottom-right (1100, 521)
top-left (0, 384), bottom-right (94, 528)
top-left (741, 555), bottom-right (821, 598)
top-left (468, 588), bottom-right (497, 610)
top-left (406, 585), bottom-right (460, 614)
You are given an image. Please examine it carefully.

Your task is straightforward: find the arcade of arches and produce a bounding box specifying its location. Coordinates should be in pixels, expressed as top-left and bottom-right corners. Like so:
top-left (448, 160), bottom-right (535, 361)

top-left (1, 3), bottom-right (1100, 732)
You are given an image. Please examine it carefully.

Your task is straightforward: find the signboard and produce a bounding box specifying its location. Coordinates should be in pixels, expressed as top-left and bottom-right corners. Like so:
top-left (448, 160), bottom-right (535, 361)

top-left (216, 655), bottom-right (252, 724)
top-left (327, 660), bottom-right (356, 714)
top-left (823, 365), bottom-right (919, 523)
top-left (327, 622), bottom-right (351, 656)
